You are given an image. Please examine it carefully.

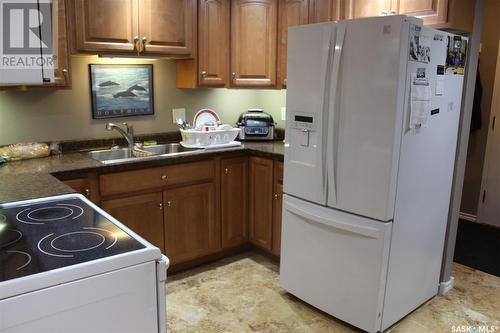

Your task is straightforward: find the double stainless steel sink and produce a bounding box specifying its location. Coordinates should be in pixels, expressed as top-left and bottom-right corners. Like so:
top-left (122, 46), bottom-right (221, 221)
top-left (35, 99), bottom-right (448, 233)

top-left (85, 143), bottom-right (201, 164)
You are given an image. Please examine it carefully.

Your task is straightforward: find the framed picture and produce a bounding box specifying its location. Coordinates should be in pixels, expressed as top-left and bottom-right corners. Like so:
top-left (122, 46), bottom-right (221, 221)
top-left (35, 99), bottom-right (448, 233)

top-left (89, 64), bottom-right (154, 119)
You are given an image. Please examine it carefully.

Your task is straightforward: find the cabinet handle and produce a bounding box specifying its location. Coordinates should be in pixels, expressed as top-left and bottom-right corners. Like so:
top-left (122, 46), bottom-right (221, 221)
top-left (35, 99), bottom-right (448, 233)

top-left (381, 10), bottom-right (388, 16)
top-left (141, 37), bottom-right (147, 53)
top-left (274, 193), bottom-right (279, 200)
top-left (62, 69), bottom-right (68, 75)
top-left (166, 201), bottom-right (171, 207)
top-left (158, 203), bottom-right (163, 209)
top-left (133, 36), bottom-right (139, 51)
top-left (224, 167), bottom-right (229, 175)
top-left (232, 72), bottom-right (236, 81)
top-left (201, 71), bottom-right (207, 77)
top-left (390, 10), bottom-right (397, 15)
top-left (160, 175), bottom-right (167, 180)
top-left (84, 188), bottom-right (90, 197)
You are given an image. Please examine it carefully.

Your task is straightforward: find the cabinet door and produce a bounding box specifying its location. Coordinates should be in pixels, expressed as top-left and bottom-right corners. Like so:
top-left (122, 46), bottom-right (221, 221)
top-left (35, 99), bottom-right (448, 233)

top-left (163, 182), bottom-right (218, 264)
top-left (309, 0), bottom-right (341, 23)
top-left (278, 0), bottom-right (309, 88)
top-left (221, 157), bottom-right (248, 248)
top-left (343, 0), bottom-right (392, 19)
top-left (249, 157), bottom-right (274, 250)
top-left (62, 176), bottom-right (99, 204)
top-left (101, 192), bottom-right (165, 253)
top-left (198, 0), bottom-right (230, 86)
top-left (52, 0), bottom-right (71, 87)
top-left (272, 182), bottom-right (283, 256)
top-left (272, 161), bottom-right (283, 256)
top-left (392, 0), bottom-right (448, 26)
top-left (231, 0), bottom-right (278, 87)
top-left (72, 0), bottom-right (139, 53)
top-left (138, 0), bottom-right (195, 56)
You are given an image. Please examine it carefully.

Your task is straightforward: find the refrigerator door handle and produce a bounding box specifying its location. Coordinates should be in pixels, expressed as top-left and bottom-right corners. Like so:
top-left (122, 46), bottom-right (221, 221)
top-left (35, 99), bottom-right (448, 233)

top-left (326, 24), bottom-right (346, 206)
top-left (321, 30), bottom-right (334, 197)
top-left (284, 200), bottom-right (381, 239)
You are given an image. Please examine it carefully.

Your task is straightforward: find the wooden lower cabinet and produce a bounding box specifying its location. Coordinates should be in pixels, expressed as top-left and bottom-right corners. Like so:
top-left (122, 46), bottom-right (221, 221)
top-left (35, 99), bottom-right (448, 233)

top-left (249, 157), bottom-right (274, 251)
top-left (61, 174), bottom-right (99, 203)
top-left (163, 182), bottom-right (219, 264)
top-left (272, 162), bottom-right (284, 256)
top-left (248, 157), bottom-right (284, 256)
top-left (101, 192), bottom-right (165, 253)
top-left (73, 156), bottom-right (284, 269)
top-left (221, 157), bottom-right (248, 248)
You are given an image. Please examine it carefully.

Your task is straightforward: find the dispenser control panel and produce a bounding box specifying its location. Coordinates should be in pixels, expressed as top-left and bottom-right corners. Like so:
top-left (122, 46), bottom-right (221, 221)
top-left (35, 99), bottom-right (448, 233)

top-left (292, 112), bottom-right (317, 131)
top-left (290, 112), bottom-right (318, 147)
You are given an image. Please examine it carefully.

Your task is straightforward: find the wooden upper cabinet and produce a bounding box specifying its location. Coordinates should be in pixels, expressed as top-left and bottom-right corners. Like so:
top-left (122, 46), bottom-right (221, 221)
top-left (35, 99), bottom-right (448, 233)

top-left (343, 0), bottom-right (392, 19)
top-left (69, 0), bottom-right (195, 56)
top-left (231, 0), bottom-right (278, 87)
top-left (221, 157), bottom-right (248, 248)
top-left (278, 0), bottom-right (308, 88)
top-left (309, 0), bottom-right (341, 23)
top-left (393, 0), bottom-right (448, 26)
top-left (198, 0), bottom-right (230, 86)
top-left (72, 0), bottom-right (139, 53)
top-left (52, 0), bottom-right (71, 87)
top-left (101, 192), bottom-right (165, 253)
top-left (138, 0), bottom-right (196, 56)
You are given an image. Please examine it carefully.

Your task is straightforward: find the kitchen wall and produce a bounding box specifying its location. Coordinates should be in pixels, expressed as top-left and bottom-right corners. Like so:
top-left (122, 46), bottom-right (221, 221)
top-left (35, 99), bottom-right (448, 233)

top-left (460, 0), bottom-right (500, 215)
top-left (0, 56), bottom-right (286, 146)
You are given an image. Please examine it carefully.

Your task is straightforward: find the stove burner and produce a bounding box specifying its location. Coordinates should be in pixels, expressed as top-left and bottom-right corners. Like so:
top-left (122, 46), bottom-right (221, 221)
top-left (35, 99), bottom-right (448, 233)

top-left (38, 227), bottom-right (118, 258)
top-left (0, 229), bottom-right (22, 248)
top-left (51, 231), bottom-right (106, 252)
top-left (6, 250), bottom-right (32, 270)
top-left (16, 203), bottom-right (84, 225)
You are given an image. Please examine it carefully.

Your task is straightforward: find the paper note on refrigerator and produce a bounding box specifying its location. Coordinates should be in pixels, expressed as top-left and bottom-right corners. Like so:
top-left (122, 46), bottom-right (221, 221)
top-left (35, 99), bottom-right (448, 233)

top-left (435, 76), bottom-right (445, 95)
top-left (409, 73), bottom-right (432, 129)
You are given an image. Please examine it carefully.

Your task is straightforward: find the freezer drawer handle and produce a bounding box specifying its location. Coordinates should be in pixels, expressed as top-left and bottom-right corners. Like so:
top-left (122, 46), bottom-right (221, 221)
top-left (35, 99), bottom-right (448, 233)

top-left (285, 201), bottom-right (381, 239)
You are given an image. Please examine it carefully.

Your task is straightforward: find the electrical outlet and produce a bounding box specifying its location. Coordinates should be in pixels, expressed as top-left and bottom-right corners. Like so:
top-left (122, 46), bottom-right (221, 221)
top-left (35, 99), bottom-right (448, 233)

top-left (172, 108), bottom-right (186, 124)
top-left (281, 107), bottom-right (286, 121)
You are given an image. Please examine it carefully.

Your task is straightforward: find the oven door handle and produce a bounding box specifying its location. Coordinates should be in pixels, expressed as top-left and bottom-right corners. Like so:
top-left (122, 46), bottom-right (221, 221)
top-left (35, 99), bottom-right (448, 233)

top-left (156, 255), bottom-right (169, 333)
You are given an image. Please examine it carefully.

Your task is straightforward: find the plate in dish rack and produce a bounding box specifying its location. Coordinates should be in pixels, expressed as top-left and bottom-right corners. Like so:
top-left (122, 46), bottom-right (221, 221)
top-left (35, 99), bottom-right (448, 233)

top-left (180, 141), bottom-right (241, 149)
top-left (193, 109), bottom-right (220, 128)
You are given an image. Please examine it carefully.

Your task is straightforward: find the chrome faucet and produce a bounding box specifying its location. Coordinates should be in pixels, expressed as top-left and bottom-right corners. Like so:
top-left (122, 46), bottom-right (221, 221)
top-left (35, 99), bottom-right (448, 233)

top-left (105, 122), bottom-right (134, 148)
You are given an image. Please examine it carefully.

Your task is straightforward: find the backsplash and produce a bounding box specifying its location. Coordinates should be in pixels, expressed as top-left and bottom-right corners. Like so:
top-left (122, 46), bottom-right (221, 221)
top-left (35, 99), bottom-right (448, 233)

top-left (0, 56), bottom-right (286, 146)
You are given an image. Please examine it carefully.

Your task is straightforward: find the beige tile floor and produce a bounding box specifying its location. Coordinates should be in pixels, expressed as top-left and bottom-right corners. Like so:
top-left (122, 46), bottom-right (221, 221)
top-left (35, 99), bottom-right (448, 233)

top-left (166, 252), bottom-right (500, 333)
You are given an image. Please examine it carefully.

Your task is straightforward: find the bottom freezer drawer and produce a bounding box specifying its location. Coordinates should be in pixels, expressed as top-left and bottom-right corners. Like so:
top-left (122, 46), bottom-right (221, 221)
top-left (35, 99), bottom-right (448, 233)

top-left (279, 195), bottom-right (392, 333)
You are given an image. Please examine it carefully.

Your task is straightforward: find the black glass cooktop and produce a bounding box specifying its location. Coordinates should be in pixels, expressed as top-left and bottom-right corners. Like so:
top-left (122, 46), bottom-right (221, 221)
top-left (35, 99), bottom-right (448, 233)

top-left (0, 197), bottom-right (145, 282)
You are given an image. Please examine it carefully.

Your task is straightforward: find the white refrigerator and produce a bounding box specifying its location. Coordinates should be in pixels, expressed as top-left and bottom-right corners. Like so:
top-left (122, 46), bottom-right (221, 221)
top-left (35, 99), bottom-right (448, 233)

top-left (280, 15), bottom-right (466, 332)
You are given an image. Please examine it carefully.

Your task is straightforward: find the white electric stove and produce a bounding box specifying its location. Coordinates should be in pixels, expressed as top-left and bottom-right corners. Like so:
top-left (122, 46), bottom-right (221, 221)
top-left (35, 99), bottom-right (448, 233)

top-left (0, 193), bottom-right (169, 333)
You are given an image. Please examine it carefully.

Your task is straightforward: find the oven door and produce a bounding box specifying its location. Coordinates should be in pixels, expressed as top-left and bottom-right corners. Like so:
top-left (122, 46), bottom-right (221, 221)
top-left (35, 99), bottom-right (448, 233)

top-left (0, 261), bottom-right (161, 333)
top-left (279, 195), bottom-right (392, 333)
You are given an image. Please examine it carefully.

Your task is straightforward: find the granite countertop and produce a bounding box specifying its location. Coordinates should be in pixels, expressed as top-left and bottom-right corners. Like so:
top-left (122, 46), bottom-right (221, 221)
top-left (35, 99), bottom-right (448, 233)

top-left (0, 141), bottom-right (284, 204)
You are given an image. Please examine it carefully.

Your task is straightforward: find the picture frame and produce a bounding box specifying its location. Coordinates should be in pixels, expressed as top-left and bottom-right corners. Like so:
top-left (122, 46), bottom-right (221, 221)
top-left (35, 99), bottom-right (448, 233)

top-left (89, 64), bottom-right (154, 119)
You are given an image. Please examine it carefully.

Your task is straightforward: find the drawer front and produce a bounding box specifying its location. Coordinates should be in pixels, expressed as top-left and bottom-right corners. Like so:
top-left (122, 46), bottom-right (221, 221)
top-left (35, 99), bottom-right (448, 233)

top-left (100, 160), bottom-right (215, 196)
